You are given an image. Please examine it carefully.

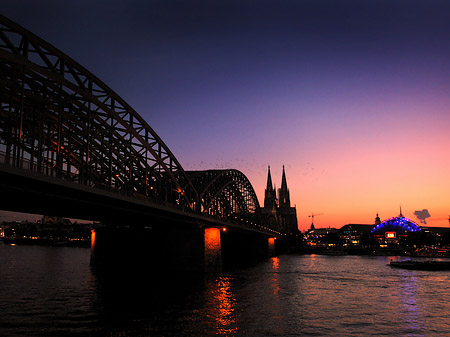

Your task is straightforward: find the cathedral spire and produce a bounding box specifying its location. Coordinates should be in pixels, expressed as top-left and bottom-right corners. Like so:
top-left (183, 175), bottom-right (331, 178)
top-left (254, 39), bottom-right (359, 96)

top-left (261, 165), bottom-right (298, 235)
top-left (281, 165), bottom-right (288, 191)
top-left (266, 165), bottom-right (274, 191)
top-left (264, 166), bottom-right (277, 209)
top-left (278, 165), bottom-right (290, 208)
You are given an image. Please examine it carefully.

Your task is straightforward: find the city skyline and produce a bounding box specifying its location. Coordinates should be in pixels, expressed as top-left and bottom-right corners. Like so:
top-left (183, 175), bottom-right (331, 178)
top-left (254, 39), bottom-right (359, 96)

top-left (2, 0), bottom-right (449, 230)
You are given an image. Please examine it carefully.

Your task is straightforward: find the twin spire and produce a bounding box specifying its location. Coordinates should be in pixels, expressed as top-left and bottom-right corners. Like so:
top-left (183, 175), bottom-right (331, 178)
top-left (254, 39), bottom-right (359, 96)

top-left (264, 165), bottom-right (290, 208)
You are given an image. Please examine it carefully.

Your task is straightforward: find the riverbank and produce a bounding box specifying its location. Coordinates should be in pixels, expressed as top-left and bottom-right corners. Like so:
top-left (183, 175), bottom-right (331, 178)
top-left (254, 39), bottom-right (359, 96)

top-left (295, 246), bottom-right (450, 258)
top-left (2, 237), bottom-right (90, 248)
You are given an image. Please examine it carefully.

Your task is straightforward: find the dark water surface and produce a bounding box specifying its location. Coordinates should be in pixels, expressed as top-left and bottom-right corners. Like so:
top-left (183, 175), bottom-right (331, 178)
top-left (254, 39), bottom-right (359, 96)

top-left (1, 244), bottom-right (450, 336)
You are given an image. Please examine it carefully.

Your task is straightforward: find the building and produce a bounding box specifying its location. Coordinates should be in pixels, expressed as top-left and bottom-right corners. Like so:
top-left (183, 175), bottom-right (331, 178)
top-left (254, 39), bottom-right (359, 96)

top-left (300, 209), bottom-right (449, 252)
top-left (340, 224), bottom-right (373, 246)
top-left (305, 227), bottom-right (339, 247)
top-left (261, 166), bottom-right (299, 234)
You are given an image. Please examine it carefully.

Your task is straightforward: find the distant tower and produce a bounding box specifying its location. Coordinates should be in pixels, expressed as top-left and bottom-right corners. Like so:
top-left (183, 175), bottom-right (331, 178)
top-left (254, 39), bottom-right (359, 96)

top-left (261, 165), bottom-right (299, 235)
top-left (278, 165), bottom-right (291, 208)
top-left (264, 166), bottom-right (277, 209)
top-left (399, 206), bottom-right (403, 217)
top-left (375, 213), bottom-right (381, 226)
top-left (277, 165), bottom-right (298, 234)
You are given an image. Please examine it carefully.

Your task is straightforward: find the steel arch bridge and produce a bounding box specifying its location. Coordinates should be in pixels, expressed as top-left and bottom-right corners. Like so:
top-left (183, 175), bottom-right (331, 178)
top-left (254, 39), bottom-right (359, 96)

top-left (0, 15), bottom-right (280, 235)
top-left (186, 169), bottom-right (262, 228)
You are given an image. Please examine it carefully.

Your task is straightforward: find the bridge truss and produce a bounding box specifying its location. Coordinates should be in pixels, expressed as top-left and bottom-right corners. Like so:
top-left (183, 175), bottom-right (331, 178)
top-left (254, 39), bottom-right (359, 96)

top-left (0, 15), bottom-right (280, 234)
top-left (187, 170), bottom-right (264, 230)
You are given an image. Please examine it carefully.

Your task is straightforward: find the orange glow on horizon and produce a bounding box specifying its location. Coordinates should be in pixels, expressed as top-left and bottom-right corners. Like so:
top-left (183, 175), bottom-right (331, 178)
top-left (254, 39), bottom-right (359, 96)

top-left (250, 134), bottom-right (450, 231)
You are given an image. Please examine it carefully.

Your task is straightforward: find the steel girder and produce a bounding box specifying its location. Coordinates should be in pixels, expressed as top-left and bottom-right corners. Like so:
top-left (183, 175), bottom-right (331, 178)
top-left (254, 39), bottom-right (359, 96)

top-left (0, 15), bottom-right (198, 210)
top-left (0, 16), bottom-right (279, 233)
top-left (186, 170), bottom-right (267, 231)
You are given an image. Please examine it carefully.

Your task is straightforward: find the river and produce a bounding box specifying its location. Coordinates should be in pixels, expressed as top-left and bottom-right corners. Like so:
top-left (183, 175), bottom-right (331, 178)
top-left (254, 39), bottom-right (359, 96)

top-left (1, 243), bottom-right (450, 336)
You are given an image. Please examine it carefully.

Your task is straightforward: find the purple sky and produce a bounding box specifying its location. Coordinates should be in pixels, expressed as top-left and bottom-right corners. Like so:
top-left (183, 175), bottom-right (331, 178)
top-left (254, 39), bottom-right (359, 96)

top-left (2, 0), bottom-right (449, 229)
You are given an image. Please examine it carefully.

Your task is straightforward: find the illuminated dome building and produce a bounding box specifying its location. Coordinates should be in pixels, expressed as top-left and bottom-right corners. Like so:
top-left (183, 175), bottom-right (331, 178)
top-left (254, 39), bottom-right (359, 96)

top-left (371, 209), bottom-right (421, 246)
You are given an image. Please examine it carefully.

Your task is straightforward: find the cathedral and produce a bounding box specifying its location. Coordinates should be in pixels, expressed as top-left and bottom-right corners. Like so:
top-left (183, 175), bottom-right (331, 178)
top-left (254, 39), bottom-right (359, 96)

top-left (261, 166), bottom-right (299, 234)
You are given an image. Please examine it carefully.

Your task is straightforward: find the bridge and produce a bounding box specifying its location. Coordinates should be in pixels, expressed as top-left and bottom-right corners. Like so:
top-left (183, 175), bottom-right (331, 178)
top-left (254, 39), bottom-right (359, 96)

top-left (0, 15), bottom-right (287, 272)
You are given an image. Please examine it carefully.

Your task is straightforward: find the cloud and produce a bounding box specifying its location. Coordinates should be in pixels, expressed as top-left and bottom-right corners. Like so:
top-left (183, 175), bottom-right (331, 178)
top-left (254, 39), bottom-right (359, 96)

top-left (414, 209), bottom-right (430, 224)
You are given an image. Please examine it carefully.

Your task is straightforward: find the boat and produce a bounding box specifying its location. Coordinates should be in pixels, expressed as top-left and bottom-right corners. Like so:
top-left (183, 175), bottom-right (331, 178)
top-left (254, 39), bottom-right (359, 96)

top-left (389, 259), bottom-right (450, 271)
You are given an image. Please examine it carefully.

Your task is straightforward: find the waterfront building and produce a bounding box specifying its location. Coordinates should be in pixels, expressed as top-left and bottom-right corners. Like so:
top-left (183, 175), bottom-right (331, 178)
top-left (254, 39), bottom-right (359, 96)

top-left (301, 210), bottom-right (449, 253)
top-left (371, 215), bottom-right (421, 247)
top-left (305, 227), bottom-right (339, 247)
top-left (340, 224), bottom-right (373, 246)
top-left (261, 166), bottom-right (299, 234)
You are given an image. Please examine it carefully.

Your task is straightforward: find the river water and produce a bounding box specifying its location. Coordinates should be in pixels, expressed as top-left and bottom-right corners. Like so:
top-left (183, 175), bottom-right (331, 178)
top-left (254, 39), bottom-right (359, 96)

top-left (1, 244), bottom-right (450, 336)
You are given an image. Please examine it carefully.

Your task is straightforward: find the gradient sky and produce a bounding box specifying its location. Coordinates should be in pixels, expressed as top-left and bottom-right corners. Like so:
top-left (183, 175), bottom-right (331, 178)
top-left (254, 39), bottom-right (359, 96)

top-left (2, 0), bottom-right (449, 230)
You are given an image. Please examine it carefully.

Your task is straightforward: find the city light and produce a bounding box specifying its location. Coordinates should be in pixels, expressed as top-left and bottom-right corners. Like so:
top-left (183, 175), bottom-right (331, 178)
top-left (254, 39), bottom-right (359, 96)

top-left (385, 232), bottom-right (396, 239)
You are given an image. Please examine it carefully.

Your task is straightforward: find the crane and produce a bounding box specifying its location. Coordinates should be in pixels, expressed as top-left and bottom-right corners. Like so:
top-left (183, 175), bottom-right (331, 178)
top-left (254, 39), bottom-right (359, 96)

top-left (308, 213), bottom-right (323, 230)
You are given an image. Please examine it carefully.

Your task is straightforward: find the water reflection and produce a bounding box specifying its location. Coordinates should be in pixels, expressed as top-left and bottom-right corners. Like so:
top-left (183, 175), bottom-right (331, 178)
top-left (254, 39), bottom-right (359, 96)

top-left (4, 245), bottom-right (450, 336)
top-left (271, 256), bottom-right (280, 270)
top-left (271, 257), bottom-right (280, 296)
top-left (269, 256), bottom-right (284, 333)
top-left (399, 273), bottom-right (424, 334)
top-left (208, 276), bottom-right (238, 335)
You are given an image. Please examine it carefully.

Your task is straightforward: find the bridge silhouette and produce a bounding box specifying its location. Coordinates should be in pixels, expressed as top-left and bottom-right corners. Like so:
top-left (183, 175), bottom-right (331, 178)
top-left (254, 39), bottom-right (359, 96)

top-left (0, 15), bottom-right (288, 271)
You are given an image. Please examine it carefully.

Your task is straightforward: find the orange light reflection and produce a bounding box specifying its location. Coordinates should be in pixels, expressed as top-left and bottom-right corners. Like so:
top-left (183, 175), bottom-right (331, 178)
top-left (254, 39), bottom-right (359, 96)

top-left (271, 256), bottom-right (280, 270)
top-left (213, 276), bottom-right (238, 335)
top-left (271, 257), bottom-right (280, 296)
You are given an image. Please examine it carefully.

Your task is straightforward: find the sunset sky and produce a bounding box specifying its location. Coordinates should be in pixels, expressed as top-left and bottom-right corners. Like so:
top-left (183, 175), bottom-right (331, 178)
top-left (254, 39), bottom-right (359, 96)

top-left (2, 0), bottom-right (449, 230)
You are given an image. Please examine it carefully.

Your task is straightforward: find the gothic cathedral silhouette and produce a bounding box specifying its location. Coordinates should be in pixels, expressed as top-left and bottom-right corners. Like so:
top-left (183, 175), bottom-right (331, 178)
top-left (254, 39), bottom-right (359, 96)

top-left (261, 166), bottom-right (299, 234)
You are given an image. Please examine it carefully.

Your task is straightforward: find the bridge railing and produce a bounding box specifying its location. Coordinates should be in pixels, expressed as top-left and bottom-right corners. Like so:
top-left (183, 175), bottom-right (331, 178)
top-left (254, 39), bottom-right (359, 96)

top-left (1, 151), bottom-right (283, 235)
top-left (0, 150), bottom-right (179, 209)
top-left (0, 15), bottom-right (285, 236)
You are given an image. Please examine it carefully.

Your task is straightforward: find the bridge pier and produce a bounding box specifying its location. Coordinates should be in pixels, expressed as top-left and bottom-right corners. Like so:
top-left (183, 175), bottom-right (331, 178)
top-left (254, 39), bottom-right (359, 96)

top-left (90, 224), bottom-right (205, 273)
top-left (90, 225), bottom-right (277, 273)
top-left (221, 228), bottom-right (275, 268)
top-left (268, 237), bottom-right (276, 257)
top-left (204, 228), bottom-right (223, 273)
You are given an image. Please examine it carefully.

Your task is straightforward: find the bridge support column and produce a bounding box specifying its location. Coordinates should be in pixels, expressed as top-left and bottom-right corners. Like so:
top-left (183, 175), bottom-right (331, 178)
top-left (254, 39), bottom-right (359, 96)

top-left (90, 225), bottom-right (276, 274)
top-left (220, 228), bottom-right (272, 268)
top-left (90, 229), bottom-right (97, 266)
top-left (90, 224), bottom-right (206, 273)
top-left (204, 228), bottom-right (222, 273)
top-left (268, 237), bottom-right (276, 257)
